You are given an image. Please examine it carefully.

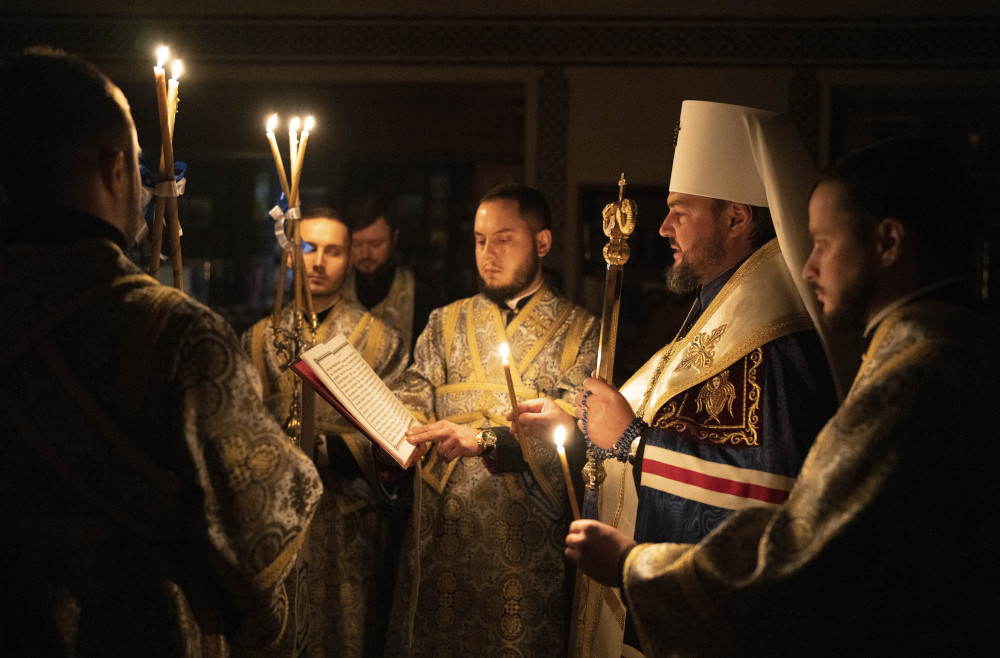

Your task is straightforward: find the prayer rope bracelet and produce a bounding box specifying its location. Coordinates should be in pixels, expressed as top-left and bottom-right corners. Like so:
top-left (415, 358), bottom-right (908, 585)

top-left (581, 390), bottom-right (648, 462)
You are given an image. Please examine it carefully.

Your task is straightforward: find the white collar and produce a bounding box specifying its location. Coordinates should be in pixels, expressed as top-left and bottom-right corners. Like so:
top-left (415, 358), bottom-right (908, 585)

top-left (505, 279), bottom-right (544, 311)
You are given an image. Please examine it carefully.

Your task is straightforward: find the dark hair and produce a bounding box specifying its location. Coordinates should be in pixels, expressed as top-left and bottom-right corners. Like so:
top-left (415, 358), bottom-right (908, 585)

top-left (300, 206), bottom-right (350, 248)
top-left (345, 194), bottom-right (396, 234)
top-left (480, 184), bottom-right (552, 233)
top-left (711, 198), bottom-right (775, 250)
top-left (301, 206), bottom-right (342, 222)
top-left (0, 46), bottom-right (134, 206)
top-left (818, 135), bottom-right (980, 278)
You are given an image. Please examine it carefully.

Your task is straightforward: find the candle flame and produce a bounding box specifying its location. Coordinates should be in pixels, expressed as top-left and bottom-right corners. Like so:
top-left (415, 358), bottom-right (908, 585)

top-left (499, 342), bottom-right (510, 365)
top-left (156, 45), bottom-right (169, 69)
top-left (266, 113), bottom-right (278, 133)
top-left (554, 424), bottom-right (566, 448)
top-left (290, 117), bottom-right (301, 133)
top-left (303, 116), bottom-right (315, 132)
top-left (171, 59), bottom-right (183, 81)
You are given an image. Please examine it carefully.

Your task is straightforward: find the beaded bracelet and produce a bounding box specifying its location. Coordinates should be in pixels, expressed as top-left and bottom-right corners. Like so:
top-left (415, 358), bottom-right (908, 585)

top-left (581, 390), bottom-right (647, 462)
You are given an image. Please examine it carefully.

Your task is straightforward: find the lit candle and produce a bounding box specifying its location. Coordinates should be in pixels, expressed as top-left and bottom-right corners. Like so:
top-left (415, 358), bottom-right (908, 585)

top-left (152, 46), bottom-right (173, 167)
top-left (499, 343), bottom-right (519, 425)
top-left (289, 115), bottom-right (313, 208)
top-left (150, 46), bottom-right (173, 278)
top-left (288, 117), bottom-right (300, 204)
top-left (167, 59), bottom-right (182, 135)
top-left (265, 113), bottom-right (291, 201)
top-left (154, 45), bottom-right (169, 77)
top-left (554, 425), bottom-right (581, 520)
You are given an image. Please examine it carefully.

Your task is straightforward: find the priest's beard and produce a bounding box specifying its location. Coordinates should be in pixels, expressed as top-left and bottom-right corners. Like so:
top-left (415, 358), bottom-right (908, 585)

top-left (665, 238), bottom-right (726, 295)
top-left (481, 249), bottom-right (541, 305)
top-left (821, 261), bottom-right (877, 332)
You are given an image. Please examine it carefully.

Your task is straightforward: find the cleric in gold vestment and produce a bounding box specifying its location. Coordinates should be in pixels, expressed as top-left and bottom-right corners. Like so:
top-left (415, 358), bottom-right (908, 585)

top-left (566, 102), bottom-right (844, 657)
top-left (243, 211), bottom-right (408, 657)
top-left (384, 185), bottom-right (598, 656)
top-left (578, 137), bottom-right (1000, 655)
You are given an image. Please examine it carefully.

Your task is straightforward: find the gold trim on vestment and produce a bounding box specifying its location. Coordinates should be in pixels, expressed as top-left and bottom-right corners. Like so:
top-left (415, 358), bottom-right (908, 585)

top-left (250, 302), bottom-right (386, 478)
top-left (562, 311), bottom-right (592, 373)
top-left (467, 298), bottom-right (491, 382)
top-left (351, 266), bottom-right (416, 349)
top-left (514, 287), bottom-right (577, 511)
top-left (604, 585), bottom-right (626, 629)
top-left (442, 300), bottom-right (462, 360)
top-left (620, 240), bottom-right (813, 423)
top-left (582, 240), bottom-right (813, 656)
top-left (417, 288), bottom-right (583, 508)
top-left (578, 458), bottom-right (632, 654)
top-left (653, 347), bottom-right (763, 446)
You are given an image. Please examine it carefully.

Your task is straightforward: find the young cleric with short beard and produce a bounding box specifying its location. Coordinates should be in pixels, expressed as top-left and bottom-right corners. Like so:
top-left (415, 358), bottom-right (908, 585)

top-left (383, 184), bottom-right (599, 657)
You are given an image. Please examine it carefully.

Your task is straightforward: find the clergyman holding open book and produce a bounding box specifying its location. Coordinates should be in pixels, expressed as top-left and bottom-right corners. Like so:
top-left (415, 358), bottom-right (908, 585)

top-left (242, 208), bottom-right (408, 657)
top-left (381, 184), bottom-right (599, 656)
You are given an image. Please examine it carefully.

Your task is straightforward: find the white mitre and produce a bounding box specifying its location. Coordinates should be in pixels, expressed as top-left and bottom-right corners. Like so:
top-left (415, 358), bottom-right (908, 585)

top-left (670, 100), bottom-right (857, 397)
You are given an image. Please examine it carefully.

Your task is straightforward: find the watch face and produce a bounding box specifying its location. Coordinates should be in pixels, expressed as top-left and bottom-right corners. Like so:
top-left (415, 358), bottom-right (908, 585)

top-left (478, 429), bottom-right (497, 451)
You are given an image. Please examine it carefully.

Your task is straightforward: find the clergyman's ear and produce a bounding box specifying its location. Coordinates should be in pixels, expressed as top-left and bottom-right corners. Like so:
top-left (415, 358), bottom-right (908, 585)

top-left (876, 217), bottom-right (905, 268)
top-left (535, 228), bottom-right (552, 258)
top-left (729, 202), bottom-right (753, 235)
top-left (97, 148), bottom-right (124, 196)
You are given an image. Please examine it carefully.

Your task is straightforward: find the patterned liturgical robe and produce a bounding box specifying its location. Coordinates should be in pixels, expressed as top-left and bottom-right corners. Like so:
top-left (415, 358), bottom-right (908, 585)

top-left (244, 299), bottom-right (407, 657)
top-left (623, 297), bottom-right (1000, 656)
top-left (0, 218), bottom-right (322, 656)
top-left (344, 264), bottom-right (417, 353)
top-left (384, 283), bottom-right (598, 657)
top-left (576, 241), bottom-right (838, 657)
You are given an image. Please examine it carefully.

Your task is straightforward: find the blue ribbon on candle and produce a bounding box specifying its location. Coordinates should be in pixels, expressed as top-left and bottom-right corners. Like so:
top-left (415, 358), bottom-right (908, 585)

top-left (138, 161), bottom-right (188, 259)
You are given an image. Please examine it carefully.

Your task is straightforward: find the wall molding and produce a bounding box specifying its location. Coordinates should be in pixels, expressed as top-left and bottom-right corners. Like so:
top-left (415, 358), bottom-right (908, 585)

top-left (2, 16), bottom-right (998, 67)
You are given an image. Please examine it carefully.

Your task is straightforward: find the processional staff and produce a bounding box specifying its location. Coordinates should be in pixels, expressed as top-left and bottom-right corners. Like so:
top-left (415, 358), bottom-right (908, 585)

top-left (264, 113), bottom-right (317, 450)
top-left (581, 173), bottom-right (636, 519)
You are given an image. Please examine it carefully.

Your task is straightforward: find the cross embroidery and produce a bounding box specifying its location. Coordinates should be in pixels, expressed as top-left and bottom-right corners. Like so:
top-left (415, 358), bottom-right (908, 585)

top-left (676, 324), bottom-right (728, 372)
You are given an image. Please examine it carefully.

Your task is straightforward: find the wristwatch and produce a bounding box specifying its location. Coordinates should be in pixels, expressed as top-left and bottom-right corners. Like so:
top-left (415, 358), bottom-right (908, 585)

top-left (476, 428), bottom-right (498, 456)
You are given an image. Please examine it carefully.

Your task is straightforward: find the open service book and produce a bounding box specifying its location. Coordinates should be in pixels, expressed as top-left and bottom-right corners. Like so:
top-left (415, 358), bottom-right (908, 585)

top-left (290, 333), bottom-right (419, 469)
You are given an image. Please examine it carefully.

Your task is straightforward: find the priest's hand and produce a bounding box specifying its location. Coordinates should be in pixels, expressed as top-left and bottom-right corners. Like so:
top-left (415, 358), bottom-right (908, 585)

top-left (512, 398), bottom-right (574, 443)
top-left (405, 420), bottom-right (479, 462)
top-left (565, 519), bottom-right (638, 589)
top-left (574, 376), bottom-right (634, 450)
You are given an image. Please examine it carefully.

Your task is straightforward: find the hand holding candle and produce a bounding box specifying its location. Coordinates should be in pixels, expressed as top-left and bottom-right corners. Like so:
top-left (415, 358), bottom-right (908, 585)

top-left (554, 425), bottom-right (581, 520)
top-left (499, 343), bottom-right (520, 427)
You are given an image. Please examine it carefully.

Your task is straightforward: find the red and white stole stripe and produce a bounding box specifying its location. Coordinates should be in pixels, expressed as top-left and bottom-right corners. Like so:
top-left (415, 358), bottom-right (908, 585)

top-left (640, 444), bottom-right (796, 510)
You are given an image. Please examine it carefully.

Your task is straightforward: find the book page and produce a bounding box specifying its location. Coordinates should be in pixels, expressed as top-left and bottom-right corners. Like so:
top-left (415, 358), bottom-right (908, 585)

top-left (299, 334), bottom-right (416, 467)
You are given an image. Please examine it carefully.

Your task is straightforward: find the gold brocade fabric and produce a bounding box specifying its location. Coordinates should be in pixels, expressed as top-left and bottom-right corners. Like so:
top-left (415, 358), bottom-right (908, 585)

top-left (577, 240), bottom-right (815, 658)
top-left (0, 238), bottom-right (322, 656)
top-left (243, 301), bottom-right (408, 657)
top-left (619, 240), bottom-right (814, 422)
top-left (623, 300), bottom-right (1000, 657)
top-left (344, 265), bottom-right (417, 353)
top-left (384, 285), bottom-right (598, 657)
